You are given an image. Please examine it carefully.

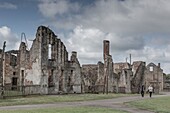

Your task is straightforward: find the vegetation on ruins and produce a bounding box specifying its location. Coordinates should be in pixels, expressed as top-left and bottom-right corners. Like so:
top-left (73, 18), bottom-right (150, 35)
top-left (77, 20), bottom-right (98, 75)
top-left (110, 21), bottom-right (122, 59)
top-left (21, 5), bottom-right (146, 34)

top-left (165, 74), bottom-right (170, 80)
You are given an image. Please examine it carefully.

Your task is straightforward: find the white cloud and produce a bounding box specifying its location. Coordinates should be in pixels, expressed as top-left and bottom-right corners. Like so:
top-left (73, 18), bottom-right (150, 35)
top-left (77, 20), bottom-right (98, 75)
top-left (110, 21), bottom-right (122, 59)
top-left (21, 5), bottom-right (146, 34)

top-left (38, 0), bottom-right (170, 73)
top-left (38, 0), bottom-right (80, 18)
top-left (61, 26), bottom-right (145, 65)
top-left (0, 2), bottom-right (17, 9)
top-left (77, 0), bottom-right (170, 36)
top-left (0, 26), bottom-right (19, 50)
top-left (63, 26), bottom-right (105, 64)
top-left (126, 45), bottom-right (170, 73)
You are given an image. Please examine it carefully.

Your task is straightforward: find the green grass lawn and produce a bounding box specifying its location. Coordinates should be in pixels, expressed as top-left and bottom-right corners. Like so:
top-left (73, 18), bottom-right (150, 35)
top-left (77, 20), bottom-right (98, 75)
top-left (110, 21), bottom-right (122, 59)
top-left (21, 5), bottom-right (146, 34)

top-left (0, 93), bottom-right (135, 106)
top-left (127, 96), bottom-right (170, 113)
top-left (0, 106), bottom-right (129, 113)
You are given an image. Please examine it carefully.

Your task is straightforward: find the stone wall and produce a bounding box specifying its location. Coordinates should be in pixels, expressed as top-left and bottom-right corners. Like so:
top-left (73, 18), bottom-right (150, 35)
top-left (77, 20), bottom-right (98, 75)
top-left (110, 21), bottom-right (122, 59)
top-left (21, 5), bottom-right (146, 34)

top-left (113, 62), bottom-right (131, 93)
top-left (145, 63), bottom-right (163, 94)
top-left (96, 61), bottom-right (104, 92)
top-left (131, 61), bottom-right (146, 93)
top-left (65, 51), bottom-right (82, 93)
top-left (82, 64), bottom-right (98, 93)
top-left (3, 51), bottom-right (19, 88)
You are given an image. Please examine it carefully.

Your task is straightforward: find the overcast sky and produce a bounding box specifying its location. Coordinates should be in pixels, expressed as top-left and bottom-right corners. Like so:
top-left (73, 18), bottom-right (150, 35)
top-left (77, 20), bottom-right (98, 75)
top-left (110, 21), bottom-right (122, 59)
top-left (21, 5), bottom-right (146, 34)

top-left (0, 0), bottom-right (170, 73)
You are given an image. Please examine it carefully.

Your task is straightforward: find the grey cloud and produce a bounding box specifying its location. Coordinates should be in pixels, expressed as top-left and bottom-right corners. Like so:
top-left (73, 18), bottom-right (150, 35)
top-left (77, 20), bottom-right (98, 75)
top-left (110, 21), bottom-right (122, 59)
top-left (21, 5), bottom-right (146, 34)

top-left (149, 37), bottom-right (170, 46)
top-left (38, 0), bottom-right (170, 73)
top-left (38, 0), bottom-right (170, 35)
top-left (108, 35), bottom-right (145, 52)
top-left (38, 0), bottom-right (80, 18)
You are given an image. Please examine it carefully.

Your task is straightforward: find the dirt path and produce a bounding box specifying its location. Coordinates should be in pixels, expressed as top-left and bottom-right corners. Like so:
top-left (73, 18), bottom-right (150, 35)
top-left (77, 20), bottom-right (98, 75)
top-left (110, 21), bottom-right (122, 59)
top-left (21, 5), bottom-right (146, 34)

top-left (0, 92), bottom-right (170, 113)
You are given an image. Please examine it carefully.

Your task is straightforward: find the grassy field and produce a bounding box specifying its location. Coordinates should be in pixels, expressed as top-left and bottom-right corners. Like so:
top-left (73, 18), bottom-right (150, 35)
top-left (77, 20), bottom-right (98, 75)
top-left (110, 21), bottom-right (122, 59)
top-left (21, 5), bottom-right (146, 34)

top-left (0, 106), bottom-right (129, 113)
top-left (127, 96), bottom-right (170, 113)
top-left (0, 93), bottom-right (134, 106)
top-left (0, 107), bottom-right (129, 113)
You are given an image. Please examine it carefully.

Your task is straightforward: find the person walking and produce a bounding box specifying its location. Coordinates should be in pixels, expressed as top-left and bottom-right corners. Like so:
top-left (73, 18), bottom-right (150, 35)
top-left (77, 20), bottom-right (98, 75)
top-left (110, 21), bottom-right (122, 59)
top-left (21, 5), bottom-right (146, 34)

top-left (148, 85), bottom-right (153, 98)
top-left (141, 85), bottom-right (145, 97)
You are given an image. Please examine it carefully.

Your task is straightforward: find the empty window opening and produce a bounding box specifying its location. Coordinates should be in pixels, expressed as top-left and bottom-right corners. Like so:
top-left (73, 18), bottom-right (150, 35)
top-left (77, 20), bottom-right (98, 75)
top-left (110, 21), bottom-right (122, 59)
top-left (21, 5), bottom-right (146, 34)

top-left (150, 66), bottom-right (153, 72)
top-left (71, 70), bottom-right (73, 76)
top-left (48, 44), bottom-right (52, 59)
top-left (12, 77), bottom-right (17, 86)
top-left (10, 54), bottom-right (17, 66)
top-left (125, 71), bottom-right (128, 84)
top-left (21, 70), bottom-right (24, 85)
top-left (12, 77), bottom-right (17, 90)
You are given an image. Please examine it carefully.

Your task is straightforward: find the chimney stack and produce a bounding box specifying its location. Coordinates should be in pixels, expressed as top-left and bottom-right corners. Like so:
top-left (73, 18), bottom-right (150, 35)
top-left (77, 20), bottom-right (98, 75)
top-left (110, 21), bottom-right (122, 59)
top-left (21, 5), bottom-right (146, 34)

top-left (158, 63), bottom-right (160, 68)
top-left (103, 40), bottom-right (110, 60)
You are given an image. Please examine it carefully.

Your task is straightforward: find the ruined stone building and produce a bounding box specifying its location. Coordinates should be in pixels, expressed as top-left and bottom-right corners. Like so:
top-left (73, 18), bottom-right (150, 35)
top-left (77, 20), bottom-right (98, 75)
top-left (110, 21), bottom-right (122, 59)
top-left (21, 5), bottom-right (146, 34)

top-left (0, 26), bottom-right (164, 94)
top-left (82, 40), bottom-right (114, 93)
top-left (163, 73), bottom-right (170, 91)
top-left (145, 63), bottom-right (163, 93)
top-left (1, 26), bottom-right (82, 94)
top-left (113, 61), bottom-right (163, 94)
top-left (81, 40), bottom-right (164, 94)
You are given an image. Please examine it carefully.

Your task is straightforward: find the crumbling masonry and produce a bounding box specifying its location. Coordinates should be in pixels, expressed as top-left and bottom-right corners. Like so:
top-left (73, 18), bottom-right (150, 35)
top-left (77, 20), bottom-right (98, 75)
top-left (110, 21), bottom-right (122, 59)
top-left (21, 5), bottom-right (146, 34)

top-left (0, 26), bottom-right (164, 94)
top-left (1, 26), bottom-right (82, 94)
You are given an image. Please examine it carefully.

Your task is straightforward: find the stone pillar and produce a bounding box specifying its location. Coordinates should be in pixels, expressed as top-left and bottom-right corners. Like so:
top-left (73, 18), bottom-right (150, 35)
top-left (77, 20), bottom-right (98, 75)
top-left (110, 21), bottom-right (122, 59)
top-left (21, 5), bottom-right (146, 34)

top-left (65, 51), bottom-right (68, 62)
top-left (39, 26), bottom-right (48, 94)
top-left (61, 44), bottom-right (65, 65)
top-left (19, 42), bottom-right (27, 86)
top-left (103, 40), bottom-right (110, 94)
top-left (55, 39), bottom-right (59, 62)
top-left (58, 39), bottom-right (61, 64)
top-left (103, 40), bottom-right (113, 93)
top-left (108, 55), bottom-right (113, 92)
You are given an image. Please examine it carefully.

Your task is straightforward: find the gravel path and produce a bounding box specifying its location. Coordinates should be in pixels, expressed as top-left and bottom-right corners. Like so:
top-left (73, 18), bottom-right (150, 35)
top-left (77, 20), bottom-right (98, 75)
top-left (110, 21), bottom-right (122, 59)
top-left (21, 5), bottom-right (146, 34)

top-left (0, 92), bottom-right (170, 113)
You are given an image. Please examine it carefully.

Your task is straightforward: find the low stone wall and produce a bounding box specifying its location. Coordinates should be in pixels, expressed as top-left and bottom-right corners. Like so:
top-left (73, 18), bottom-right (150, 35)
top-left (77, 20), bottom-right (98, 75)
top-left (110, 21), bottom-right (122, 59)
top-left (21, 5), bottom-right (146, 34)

top-left (24, 85), bottom-right (41, 95)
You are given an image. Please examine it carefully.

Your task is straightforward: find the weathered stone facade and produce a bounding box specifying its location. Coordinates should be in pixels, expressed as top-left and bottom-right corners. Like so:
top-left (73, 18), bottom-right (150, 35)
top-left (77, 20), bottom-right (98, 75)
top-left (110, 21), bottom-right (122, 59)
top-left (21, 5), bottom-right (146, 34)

top-left (145, 63), bottom-right (163, 93)
top-left (131, 61), bottom-right (146, 93)
top-left (113, 61), bottom-right (164, 94)
top-left (113, 62), bottom-right (132, 93)
top-left (82, 64), bottom-right (98, 93)
top-left (1, 26), bottom-right (82, 94)
top-left (0, 26), bottom-right (165, 94)
top-left (3, 50), bottom-right (19, 88)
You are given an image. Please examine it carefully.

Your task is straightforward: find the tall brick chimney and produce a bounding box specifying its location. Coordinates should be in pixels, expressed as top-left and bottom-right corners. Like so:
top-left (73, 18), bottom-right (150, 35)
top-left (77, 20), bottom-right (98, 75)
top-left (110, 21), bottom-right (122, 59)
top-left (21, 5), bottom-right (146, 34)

top-left (103, 40), bottom-right (110, 60)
